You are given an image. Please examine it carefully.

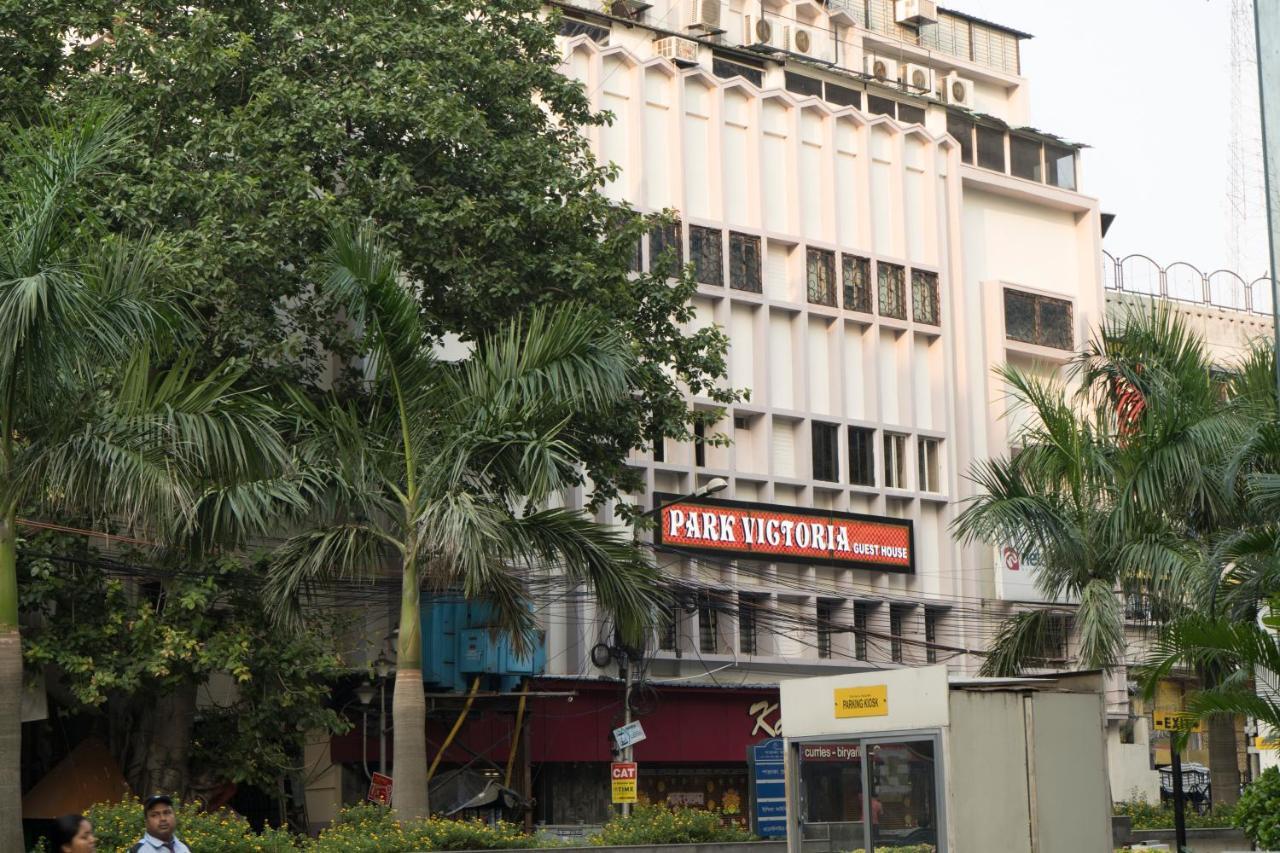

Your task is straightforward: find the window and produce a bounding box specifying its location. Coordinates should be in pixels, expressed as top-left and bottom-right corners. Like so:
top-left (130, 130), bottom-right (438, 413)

top-left (1046, 143), bottom-right (1077, 190)
top-left (897, 103), bottom-right (925, 126)
top-left (878, 263), bottom-right (907, 319)
top-left (884, 432), bottom-right (907, 489)
top-left (848, 427), bottom-right (875, 486)
top-left (659, 604), bottom-right (677, 651)
top-left (739, 595), bottom-right (759, 655)
top-left (649, 219), bottom-right (682, 277)
top-left (911, 269), bottom-right (940, 325)
top-left (946, 111), bottom-right (975, 164)
top-left (869, 740), bottom-right (940, 851)
top-left (842, 254), bottom-right (872, 313)
top-left (976, 124), bottom-right (1006, 172)
top-left (694, 420), bottom-right (707, 467)
top-left (918, 437), bottom-right (940, 492)
top-left (652, 429), bottom-right (665, 462)
top-left (867, 94), bottom-right (896, 117)
top-left (806, 248), bottom-right (836, 306)
top-left (1010, 135), bottom-right (1043, 182)
top-left (812, 421), bottom-right (840, 482)
top-left (924, 609), bottom-right (939, 664)
top-left (825, 82), bottom-right (861, 109)
top-left (713, 56), bottom-right (764, 87)
top-left (689, 225), bottom-right (723, 285)
top-left (785, 71), bottom-right (823, 98)
top-left (817, 600), bottom-right (834, 659)
top-left (698, 591), bottom-right (718, 653)
top-left (889, 605), bottom-right (906, 663)
top-left (1035, 614), bottom-right (1070, 661)
top-left (729, 232), bottom-right (763, 292)
top-left (558, 16), bottom-right (610, 42)
top-left (1004, 288), bottom-right (1074, 350)
top-left (853, 602), bottom-right (868, 660)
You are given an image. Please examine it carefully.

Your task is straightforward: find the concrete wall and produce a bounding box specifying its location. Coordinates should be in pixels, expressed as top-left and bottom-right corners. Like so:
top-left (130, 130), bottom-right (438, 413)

top-left (947, 690), bottom-right (1031, 853)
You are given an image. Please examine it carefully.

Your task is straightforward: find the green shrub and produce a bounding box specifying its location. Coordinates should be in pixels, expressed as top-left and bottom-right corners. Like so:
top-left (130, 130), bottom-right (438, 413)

top-left (1112, 797), bottom-right (1236, 830)
top-left (845, 846), bottom-right (934, 853)
top-left (591, 804), bottom-right (753, 846)
top-left (307, 803), bottom-right (549, 853)
top-left (1234, 765), bottom-right (1280, 848)
top-left (74, 798), bottom-right (298, 853)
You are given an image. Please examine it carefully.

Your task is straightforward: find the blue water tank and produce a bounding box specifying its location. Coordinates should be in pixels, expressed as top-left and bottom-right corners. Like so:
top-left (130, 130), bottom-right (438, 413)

top-left (421, 596), bottom-right (546, 691)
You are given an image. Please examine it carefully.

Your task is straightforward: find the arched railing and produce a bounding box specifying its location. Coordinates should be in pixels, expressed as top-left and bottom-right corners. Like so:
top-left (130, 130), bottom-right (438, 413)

top-left (1103, 250), bottom-right (1275, 317)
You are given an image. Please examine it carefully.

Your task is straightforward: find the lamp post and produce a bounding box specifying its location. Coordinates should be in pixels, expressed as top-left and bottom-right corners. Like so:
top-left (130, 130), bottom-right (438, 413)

top-left (374, 652), bottom-right (394, 776)
top-left (618, 478), bottom-right (729, 816)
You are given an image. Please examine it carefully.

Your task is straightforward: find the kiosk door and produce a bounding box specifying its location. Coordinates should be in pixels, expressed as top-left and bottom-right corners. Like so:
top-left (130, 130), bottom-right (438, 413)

top-left (797, 741), bottom-right (866, 853)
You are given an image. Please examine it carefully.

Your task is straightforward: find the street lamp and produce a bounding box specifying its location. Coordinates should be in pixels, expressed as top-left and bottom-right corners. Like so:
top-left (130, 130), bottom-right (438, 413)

top-left (642, 477), bottom-right (728, 519)
top-left (374, 651), bottom-right (395, 776)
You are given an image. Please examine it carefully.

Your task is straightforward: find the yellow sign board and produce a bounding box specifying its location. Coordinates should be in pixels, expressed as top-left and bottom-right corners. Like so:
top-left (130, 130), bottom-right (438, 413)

top-left (1152, 710), bottom-right (1204, 733)
top-left (1256, 736), bottom-right (1280, 750)
top-left (834, 685), bottom-right (889, 718)
top-left (610, 762), bottom-right (637, 804)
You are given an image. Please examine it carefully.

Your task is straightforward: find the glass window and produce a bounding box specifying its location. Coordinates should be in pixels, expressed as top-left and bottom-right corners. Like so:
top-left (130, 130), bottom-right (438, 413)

top-left (1010, 135), bottom-right (1043, 182)
top-left (713, 56), bottom-right (764, 87)
top-left (867, 95), bottom-right (896, 117)
top-left (889, 605), bottom-right (905, 663)
top-left (785, 71), bottom-right (823, 98)
top-left (869, 740), bottom-right (940, 851)
top-left (1003, 289), bottom-right (1037, 344)
top-left (825, 82), bottom-right (862, 109)
top-left (946, 111), bottom-right (974, 164)
top-left (976, 124), bottom-right (1006, 172)
top-left (1046, 143), bottom-right (1077, 190)
top-left (849, 427), bottom-right (875, 486)
top-left (649, 219), bottom-right (683, 277)
top-left (1004, 288), bottom-right (1074, 350)
top-left (739, 594), bottom-right (758, 654)
top-left (918, 437), bottom-right (940, 493)
top-left (807, 248), bottom-right (837, 306)
top-left (1038, 296), bottom-right (1073, 349)
top-left (884, 432), bottom-right (907, 489)
top-left (689, 225), bottom-right (723, 285)
top-left (910, 270), bottom-right (940, 325)
top-left (694, 419), bottom-right (707, 467)
top-left (652, 429), bottom-right (665, 463)
top-left (812, 421), bottom-right (840, 482)
top-left (698, 591), bottom-right (718, 653)
top-left (658, 604), bottom-right (677, 650)
top-left (842, 255), bottom-right (872, 313)
top-left (924, 609), bottom-right (939, 664)
top-left (799, 741), bottom-right (866, 845)
top-left (729, 232), bottom-right (763, 292)
top-left (853, 602), bottom-right (868, 660)
top-left (878, 263), bottom-right (907, 320)
top-left (897, 103), bottom-right (925, 126)
top-left (816, 601), bottom-right (834, 659)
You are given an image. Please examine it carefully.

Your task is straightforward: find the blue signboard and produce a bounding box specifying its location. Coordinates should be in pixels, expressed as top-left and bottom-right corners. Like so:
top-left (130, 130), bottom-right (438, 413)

top-left (749, 739), bottom-right (787, 838)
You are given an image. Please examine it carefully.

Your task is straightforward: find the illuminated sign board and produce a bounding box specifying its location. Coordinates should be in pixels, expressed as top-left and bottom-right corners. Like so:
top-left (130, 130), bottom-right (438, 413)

top-left (654, 495), bottom-right (914, 573)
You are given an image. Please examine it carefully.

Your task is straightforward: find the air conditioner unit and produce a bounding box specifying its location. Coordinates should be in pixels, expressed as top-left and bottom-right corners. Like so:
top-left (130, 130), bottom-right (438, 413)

top-left (792, 27), bottom-right (812, 54)
top-left (744, 16), bottom-right (788, 52)
top-left (863, 53), bottom-right (897, 83)
top-left (901, 63), bottom-right (933, 95)
top-left (687, 0), bottom-right (724, 33)
top-left (895, 0), bottom-right (938, 25)
top-left (655, 35), bottom-right (700, 66)
top-left (942, 72), bottom-right (974, 107)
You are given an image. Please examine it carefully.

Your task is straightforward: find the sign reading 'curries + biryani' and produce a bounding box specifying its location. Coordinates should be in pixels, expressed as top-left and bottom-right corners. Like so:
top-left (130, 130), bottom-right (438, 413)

top-left (654, 495), bottom-right (914, 573)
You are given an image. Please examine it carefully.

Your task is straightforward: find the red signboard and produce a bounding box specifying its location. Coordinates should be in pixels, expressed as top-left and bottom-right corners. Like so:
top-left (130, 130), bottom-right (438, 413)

top-left (611, 761), bottom-right (638, 780)
top-left (655, 496), bottom-right (914, 572)
top-left (367, 772), bottom-right (393, 805)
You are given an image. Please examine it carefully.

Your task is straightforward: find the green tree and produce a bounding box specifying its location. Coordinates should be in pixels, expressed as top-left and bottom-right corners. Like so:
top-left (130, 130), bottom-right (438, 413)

top-left (267, 225), bottom-right (663, 820)
top-left (0, 0), bottom-right (738, 511)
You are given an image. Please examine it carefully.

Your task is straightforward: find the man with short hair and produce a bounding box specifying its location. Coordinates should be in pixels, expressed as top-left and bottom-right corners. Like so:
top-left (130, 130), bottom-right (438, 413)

top-left (131, 795), bottom-right (191, 853)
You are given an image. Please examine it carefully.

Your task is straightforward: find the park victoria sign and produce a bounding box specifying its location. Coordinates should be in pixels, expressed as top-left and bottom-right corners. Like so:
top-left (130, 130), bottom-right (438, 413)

top-left (655, 495), bottom-right (914, 573)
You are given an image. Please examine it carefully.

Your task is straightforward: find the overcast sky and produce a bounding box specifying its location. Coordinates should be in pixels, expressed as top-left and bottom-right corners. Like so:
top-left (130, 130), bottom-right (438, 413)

top-left (954, 0), bottom-right (1269, 277)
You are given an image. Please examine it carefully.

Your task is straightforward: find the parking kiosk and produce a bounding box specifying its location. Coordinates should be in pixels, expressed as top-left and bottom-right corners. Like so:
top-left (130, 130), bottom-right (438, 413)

top-left (779, 665), bottom-right (1112, 853)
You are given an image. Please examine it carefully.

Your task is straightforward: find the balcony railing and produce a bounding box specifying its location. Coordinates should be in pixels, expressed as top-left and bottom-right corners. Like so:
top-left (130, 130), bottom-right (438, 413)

top-left (1103, 250), bottom-right (1274, 318)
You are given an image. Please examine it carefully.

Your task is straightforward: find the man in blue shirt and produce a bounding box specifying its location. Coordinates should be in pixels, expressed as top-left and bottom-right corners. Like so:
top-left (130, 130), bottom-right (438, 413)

top-left (131, 795), bottom-right (192, 853)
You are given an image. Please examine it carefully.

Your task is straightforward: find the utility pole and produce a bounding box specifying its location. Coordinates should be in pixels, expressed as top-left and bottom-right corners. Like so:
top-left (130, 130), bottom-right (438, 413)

top-left (621, 654), bottom-right (633, 817)
top-left (1254, 0), bottom-right (1280, 404)
top-left (1170, 746), bottom-right (1188, 853)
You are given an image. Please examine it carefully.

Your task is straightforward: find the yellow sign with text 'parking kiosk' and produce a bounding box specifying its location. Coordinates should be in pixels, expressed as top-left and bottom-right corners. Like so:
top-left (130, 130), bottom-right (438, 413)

top-left (833, 685), bottom-right (888, 718)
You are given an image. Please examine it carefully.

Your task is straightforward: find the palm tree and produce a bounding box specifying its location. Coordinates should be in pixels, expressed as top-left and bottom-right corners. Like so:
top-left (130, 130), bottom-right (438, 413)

top-left (267, 224), bottom-right (663, 820)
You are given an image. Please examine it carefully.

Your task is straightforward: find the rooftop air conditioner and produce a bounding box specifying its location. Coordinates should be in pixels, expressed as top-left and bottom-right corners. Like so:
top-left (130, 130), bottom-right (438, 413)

top-left (655, 35), bottom-right (700, 66)
top-left (687, 0), bottom-right (724, 34)
top-left (902, 62), bottom-right (933, 95)
top-left (864, 53), bottom-right (896, 84)
top-left (942, 72), bottom-right (974, 107)
top-left (792, 27), bottom-right (812, 54)
top-left (895, 0), bottom-right (938, 25)
top-left (745, 16), bottom-right (788, 52)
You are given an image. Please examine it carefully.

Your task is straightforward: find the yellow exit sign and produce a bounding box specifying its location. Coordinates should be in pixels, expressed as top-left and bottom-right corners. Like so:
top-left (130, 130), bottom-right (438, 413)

top-left (834, 685), bottom-right (888, 718)
top-left (1153, 710), bottom-right (1204, 733)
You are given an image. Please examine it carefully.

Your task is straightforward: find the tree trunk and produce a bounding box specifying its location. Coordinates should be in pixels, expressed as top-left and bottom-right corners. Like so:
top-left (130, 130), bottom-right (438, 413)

top-left (0, 512), bottom-right (25, 853)
top-left (1207, 712), bottom-right (1241, 807)
top-left (141, 684), bottom-right (197, 797)
top-left (391, 550), bottom-right (428, 821)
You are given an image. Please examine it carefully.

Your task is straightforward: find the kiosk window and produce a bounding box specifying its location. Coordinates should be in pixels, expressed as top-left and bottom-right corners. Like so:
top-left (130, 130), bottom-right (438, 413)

top-left (868, 740), bottom-right (939, 851)
top-left (799, 742), bottom-right (865, 851)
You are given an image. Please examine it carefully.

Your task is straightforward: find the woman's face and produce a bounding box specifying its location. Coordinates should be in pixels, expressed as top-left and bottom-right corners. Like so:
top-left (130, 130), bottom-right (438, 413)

top-left (62, 819), bottom-right (97, 853)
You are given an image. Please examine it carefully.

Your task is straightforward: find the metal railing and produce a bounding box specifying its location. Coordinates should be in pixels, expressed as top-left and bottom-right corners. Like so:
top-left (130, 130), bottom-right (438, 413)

top-left (1102, 250), bottom-right (1275, 318)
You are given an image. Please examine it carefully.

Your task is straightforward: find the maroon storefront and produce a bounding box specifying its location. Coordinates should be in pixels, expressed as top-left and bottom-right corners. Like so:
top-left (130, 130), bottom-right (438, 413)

top-left (330, 677), bottom-right (782, 824)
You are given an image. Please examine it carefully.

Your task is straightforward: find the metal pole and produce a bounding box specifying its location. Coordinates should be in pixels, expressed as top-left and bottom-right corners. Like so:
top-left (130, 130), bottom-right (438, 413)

top-left (380, 677), bottom-right (388, 775)
top-left (1254, 0), bottom-right (1280, 404)
top-left (621, 657), bottom-right (633, 817)
top-left (1171, 746), bottom-right (1188, 853)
